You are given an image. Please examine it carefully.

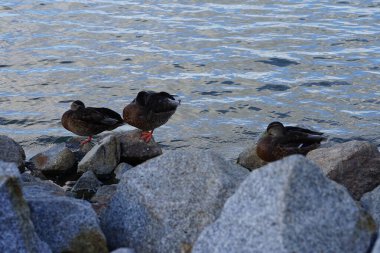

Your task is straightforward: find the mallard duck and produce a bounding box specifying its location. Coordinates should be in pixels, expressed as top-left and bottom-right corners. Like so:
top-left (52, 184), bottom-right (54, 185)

top-left (61, 100), bottom-right (124, 144)
top-left (123, 91), bottom-right (180, 142)
top-left (256, 121), bottom-right (327, 162)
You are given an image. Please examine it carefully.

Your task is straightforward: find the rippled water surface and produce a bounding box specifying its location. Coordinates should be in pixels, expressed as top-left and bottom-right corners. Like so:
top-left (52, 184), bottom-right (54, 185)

top-left (1, 0), bottom-right (380, 158)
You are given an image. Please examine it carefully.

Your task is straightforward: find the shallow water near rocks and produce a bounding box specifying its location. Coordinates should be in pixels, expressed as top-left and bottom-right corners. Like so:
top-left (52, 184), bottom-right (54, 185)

top-left (0, 1), bottom-right (379, 159)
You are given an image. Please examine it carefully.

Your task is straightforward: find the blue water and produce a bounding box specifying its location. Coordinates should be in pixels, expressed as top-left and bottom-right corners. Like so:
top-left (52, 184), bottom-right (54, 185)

top-left (0, 1), bottom-right (379, 158)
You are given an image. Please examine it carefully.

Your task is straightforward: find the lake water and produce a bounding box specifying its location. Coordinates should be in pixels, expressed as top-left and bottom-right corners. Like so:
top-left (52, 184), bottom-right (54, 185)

top-left (1, 0), bottom-right (379, 159)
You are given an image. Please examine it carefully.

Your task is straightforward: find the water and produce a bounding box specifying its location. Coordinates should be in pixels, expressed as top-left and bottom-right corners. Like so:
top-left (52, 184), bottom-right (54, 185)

top-left (1, 0), bottom-right (379, 159)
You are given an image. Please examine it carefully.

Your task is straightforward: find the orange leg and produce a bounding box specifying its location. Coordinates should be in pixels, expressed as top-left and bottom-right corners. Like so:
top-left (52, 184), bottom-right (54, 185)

top-left (80, 136), bottom-right (92, 145)
top-left (141, 130), bottom-right (154, 143)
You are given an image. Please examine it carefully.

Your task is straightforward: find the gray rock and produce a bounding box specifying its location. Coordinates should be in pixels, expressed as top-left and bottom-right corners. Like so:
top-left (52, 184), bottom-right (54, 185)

top-left (307, 140), bottom-right (380, 200)
top-left (111, 248), bottom-right (135, 253)
top-left (0, 135), bottom-right (26, 171)
top-left (91, 184), bottom-right (118, 215)
top-left (23, 179), bottom-right (107, 253)
top-left (117, 130), bottom-right (162, 165)
top-left (372, 233), bottom-right (380, 253)
top-left (361, 185), bottom-right (380, 226)
top-left (21, 172), bottom-right (40, 183)
top-left (100, 150), bottom-right (249, 252)
top-left (71, 171), bottom-right (102, 199)
top-left (65, 137), bottom-right (94, 162)
top-left (114, 163), bottom-right (133, 180)
top-left (237, 142), bottom-right (267, 171)
top-left (193, 155), bottom-right (376, 253)
top-left (78, 135), bottom-right (120, 178)
top-left (29, 143), bottom-right (76, 176)
top-left (0, 161), bottom-right (51, 253)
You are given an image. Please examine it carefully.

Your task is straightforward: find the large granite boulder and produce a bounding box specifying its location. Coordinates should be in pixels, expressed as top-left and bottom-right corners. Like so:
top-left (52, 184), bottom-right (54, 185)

top-left (307, 140), bottom-right (380, 200)
top-left (117, 130), bottom-right (162, 165)
top-left (78, 135), bottom-right (120, 178)
top-left (100, 150), bottom-right (249, 252)
top-left (29, 143), bottom-right (76, 176)
top-left (23, 179), bottom-right (108, 253)
top-left (193, 155), bottom-right (376, 253)
top-left (0, 135), bottom-right (26, 171)
top-left (0, 161), bottom-right (51, 252)
top-left (237, 142), bottom-right (267, 171)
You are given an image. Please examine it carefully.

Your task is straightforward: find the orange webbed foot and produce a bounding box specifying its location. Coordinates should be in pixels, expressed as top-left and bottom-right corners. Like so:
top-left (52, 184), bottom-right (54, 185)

top-left (80, 136), bottom-right (93, 146)
top-left (140, 131), bottom-right (153, 143)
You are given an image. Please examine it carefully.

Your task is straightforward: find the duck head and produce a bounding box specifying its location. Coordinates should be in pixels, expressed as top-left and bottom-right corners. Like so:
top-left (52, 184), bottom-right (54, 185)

top-left (70, 100), bottom-right (85, 111)
top-left (266, 121), bottom-right (286, 137)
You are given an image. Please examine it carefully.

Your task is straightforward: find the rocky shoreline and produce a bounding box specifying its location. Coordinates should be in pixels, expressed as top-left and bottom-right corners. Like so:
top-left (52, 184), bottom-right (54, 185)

top-left (0, 131), bottom-right (380, 253)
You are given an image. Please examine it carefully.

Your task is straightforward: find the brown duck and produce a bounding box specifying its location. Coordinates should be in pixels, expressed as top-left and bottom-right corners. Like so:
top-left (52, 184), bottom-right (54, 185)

top-left (123, 91), bottom-right (180, 142)
top-left (61, 100), bottom-right (124, 144)
top-left (256, 121), bottom-right (327, 162)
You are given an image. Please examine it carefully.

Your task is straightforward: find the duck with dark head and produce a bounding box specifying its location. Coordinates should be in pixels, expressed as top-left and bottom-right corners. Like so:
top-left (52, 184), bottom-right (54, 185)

top-left (61, 100), bottom-right (124, 145)
top-left (256, 121), bottom-right (327, 162)
top-left (123, 91), bottom-right (181, 142)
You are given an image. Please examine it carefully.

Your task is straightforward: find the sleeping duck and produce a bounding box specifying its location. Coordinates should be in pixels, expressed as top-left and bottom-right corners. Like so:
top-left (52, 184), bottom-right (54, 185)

top-left (123, 91), bottom-right (180, 142)
top-left (256, 121), bottom-right (327, 162)
top-left (61, 100), bottom-right (124, 144)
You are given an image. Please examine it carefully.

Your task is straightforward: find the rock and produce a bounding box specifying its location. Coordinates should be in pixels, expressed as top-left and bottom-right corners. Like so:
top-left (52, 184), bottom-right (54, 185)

top-left (23, 179), bottom-right (108, 253)
top-left (0, 135), bottom-right (26, 171)
top-left (71, 171), bottom-right (103, 199)
top-left (117, 130), bottom-right (162, 165)
top-left (111, 248), bottom-right (135, 253)
top-left (65, 137), bottom-right (94, 162)
top-left (114, 163), bottom-right (133, 180)
top-left (193, 155), bottom-right (376, 253)
top-left (91, 184), bottom-right (118, 215)
top-left (29, 143), bottom-right (76, 176)
top-left (372, 233), bottom-right (380, 253)
top-left (78, 135), bottom-right (120, 178)
top-left (21, 171), bottom-right (40, 182)
top-left (0, 161), bottom-right (51, 252)
top-left (361, 185), bottom-right (380, 226)
top-left (307, 140), bottom-right (380, 200)
top-left (100, 150), bottom-right (249, 252)
top-left (237, 142), bottom-right (267, 171)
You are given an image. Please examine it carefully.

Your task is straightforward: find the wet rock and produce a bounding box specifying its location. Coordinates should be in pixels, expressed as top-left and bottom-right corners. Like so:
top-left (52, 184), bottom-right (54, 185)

top-left (91, 184), bottom-right (118, 215)
top-left (78, 135), bottom-right (120, 178)
top-left (29, 143), bottom-right (76, 176)
top-left (100, 150), bottom-right (249, 252)
top-left (71, 171), bottom-right (102, 199)
top-left (237, 142), bottom-right (267, 171)
top-left (361, 185), bottom-right (380, 225)
top-left (307, 140), bottom-right (380, 200)
top-left (0, 135), bottom-right (26, 171)
top-left (0, 161), bottom-right (51, 252)
top-left (23, 179), bottom-right (107, 253)
top-left (114, 162), bottom-right (133, 180)
top-left (117, 130), bottom-right (162, 165)
top-left (193, 155), bottom-right (376, 253)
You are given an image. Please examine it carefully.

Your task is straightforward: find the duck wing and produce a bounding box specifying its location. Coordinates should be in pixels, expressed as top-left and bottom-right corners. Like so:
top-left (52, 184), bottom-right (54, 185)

top-left (145, 91), bottom-right (179, 113)
top-left (285, 126), bottom-right (325, 136)
top-left (72, 107), bottom-right (123, 126)
top-left (278, 130), bottom-right (326, 148)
